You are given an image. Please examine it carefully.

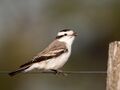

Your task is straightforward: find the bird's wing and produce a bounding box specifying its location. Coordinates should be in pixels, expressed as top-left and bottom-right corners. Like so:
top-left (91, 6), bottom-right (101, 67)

top-left (20, 40), bottom-right (68, 68)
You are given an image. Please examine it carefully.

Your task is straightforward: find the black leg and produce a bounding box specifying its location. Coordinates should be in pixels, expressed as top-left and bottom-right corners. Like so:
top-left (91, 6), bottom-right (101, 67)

top-left (50, 69), bottom-right (59, 74)
top-left (50, 69), bottom-right (67, 76)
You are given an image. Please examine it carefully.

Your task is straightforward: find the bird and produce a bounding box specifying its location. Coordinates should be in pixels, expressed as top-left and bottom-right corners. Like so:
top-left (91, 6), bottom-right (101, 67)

top-left (8, 29), bottom-right (77, 76)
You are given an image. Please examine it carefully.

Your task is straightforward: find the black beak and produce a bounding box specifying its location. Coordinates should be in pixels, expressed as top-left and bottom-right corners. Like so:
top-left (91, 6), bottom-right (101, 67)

top-left (73, 32), bottom-right (78, 36)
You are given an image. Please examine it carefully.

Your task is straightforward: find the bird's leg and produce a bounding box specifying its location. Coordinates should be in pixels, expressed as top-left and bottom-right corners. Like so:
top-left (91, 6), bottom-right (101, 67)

top-left (50, 69), bottom-right (58, 74)
top-left (50, 69), bottom-right (67, 76)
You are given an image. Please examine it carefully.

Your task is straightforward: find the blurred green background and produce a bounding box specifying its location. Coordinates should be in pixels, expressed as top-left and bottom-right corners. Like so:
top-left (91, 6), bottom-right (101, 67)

top-left (0, 0), bottom-right (120, 90)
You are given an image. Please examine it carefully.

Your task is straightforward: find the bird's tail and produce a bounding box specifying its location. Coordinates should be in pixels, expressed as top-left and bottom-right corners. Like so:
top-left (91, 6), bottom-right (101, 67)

top-left (8, 66), bottom-right (30, 77)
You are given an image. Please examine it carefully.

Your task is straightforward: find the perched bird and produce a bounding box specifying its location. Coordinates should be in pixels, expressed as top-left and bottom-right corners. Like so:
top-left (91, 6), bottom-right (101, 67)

top-left (9, 29), bottom-right (77, 76)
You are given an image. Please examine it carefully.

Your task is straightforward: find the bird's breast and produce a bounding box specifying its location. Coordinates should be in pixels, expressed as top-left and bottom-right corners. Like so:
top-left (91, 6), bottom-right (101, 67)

top-left (44, 51), bottom-right (71, 70)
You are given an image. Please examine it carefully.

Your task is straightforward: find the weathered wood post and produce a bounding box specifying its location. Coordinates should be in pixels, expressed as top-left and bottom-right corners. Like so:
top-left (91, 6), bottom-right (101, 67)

top-left (107, 41), bottom-right (120, 90)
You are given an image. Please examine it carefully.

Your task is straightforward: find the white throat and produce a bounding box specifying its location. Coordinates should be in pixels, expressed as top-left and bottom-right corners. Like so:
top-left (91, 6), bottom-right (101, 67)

top-left (58, 36), bottom-right (75, 49)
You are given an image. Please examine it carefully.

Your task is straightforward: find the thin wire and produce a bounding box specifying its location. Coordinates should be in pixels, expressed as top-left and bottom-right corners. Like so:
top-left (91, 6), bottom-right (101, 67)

top-left (0, 71), bottom-right (107, 74)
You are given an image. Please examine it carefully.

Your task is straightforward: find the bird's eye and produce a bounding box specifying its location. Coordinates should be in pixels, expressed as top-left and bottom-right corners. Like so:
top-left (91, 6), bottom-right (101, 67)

top-left (64, 34), bottom-right (67, 36)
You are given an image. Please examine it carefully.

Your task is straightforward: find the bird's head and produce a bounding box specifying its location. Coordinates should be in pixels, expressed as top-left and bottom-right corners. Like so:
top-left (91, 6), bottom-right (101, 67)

top-left (56, 29), bottom-right (77, 44)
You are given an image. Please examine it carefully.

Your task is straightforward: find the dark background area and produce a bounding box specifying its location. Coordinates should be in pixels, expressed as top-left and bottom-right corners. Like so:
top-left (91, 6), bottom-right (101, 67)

top-left (0, 0), bottom-right (120, 90)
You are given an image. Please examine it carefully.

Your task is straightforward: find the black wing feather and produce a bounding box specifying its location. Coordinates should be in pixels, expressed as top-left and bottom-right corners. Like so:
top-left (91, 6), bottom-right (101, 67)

top-left (20, 49), bottom-right (68, 68)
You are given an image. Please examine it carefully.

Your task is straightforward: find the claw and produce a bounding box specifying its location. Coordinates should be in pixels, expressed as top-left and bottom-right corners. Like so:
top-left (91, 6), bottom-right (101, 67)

top-left (50, 69), bottom-right (67, 76)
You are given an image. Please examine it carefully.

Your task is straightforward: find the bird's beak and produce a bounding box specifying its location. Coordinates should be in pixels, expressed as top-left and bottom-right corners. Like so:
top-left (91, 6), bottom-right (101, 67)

top-left (73, 32), bottom-right (78, 36)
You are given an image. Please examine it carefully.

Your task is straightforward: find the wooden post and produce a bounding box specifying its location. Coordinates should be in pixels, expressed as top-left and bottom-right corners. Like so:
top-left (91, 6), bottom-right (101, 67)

top-left (107, 41), bottom-right (120, 90)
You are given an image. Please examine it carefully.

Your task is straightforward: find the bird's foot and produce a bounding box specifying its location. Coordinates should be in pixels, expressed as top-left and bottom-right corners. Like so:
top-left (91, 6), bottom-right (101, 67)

top-left (50, 69), bottom-right (67, 76)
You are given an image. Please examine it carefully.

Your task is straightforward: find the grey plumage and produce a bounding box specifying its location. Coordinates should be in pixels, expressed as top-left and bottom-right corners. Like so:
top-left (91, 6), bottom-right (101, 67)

top-left (8, 29), bottom-right (77, 77)
top-left (20, 40), bottom-right (67, 67)
top-left (9, 40), bottom-right (67, 76)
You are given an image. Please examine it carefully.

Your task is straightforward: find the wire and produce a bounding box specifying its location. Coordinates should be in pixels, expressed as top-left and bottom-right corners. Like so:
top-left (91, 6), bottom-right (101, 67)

top-left (0, 70), bottom-right (107, 75)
